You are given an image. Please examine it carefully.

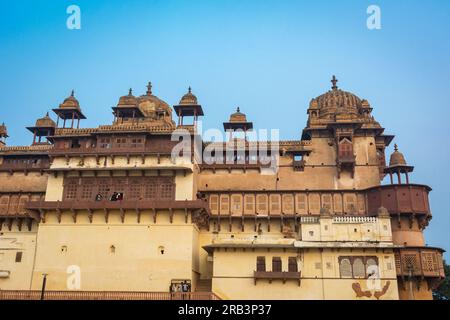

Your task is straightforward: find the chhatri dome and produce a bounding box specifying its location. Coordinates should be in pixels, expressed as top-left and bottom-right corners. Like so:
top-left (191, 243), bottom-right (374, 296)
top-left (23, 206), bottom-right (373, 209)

top-left (59, 90), bottom-right (81, 110)
top-left (229, 107), bottom-right (248, 123)
top-left (34, 112), bottom-right (56, 128)
top-left (117, 88), bottom-right (138, 107)
top-left (389, 144), bottom-right (407, 167)
top-left (179, 87), bottom-right (198, 105)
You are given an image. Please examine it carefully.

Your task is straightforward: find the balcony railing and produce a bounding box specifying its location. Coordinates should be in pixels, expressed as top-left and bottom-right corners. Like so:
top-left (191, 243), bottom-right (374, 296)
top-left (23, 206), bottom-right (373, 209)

top-left (0, 162), bottom-right (50, 172)
top-left (292, 160), bottom-right (305, 172)
top-left (25, 199), bottom-right (210, 212)
top-left (253, 271), bottom-right (301, 286)
top-left (0, 290), bottom-right (221, 300)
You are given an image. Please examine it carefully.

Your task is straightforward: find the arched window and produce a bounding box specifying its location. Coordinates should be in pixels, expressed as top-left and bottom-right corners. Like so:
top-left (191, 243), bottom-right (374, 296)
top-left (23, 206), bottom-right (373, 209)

top-left (339, 258), bottom-right (352, 278)
top-left (366, 257), bottom-right (379, 276)
top-left (353, 258), bottom-right (365, 278)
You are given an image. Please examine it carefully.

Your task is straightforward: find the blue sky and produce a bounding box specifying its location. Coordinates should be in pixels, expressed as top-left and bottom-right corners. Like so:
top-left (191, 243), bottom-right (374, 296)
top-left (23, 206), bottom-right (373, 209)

top-left (0, 0), bottom-right (449, 256)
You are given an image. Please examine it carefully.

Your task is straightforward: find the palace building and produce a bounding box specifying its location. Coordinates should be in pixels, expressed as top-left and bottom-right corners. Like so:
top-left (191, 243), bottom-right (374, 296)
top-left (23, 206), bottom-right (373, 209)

top-left (0, 77), bottom-right (445, 300)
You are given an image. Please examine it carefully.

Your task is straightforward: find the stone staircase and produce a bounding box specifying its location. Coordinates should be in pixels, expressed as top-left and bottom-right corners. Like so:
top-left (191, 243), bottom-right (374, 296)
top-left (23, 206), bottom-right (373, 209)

top-left (195, 279), bottom-right (212, 292)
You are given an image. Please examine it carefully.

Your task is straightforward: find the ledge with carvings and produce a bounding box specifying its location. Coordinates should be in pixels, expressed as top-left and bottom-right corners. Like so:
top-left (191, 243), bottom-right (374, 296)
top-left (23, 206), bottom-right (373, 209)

top-left (24, 199), bottom-right (210, 227)
top-left (254, 271), bottom-right (301, 286)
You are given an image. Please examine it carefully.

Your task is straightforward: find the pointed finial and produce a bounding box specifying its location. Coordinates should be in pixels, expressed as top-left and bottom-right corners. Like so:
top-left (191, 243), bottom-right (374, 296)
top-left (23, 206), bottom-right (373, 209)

top-left (394, 144), bottom-right (398, 152)
top-left (146, 82), bottom-right (152, 95)
top-left (45, 112), bottom-right (49, 117)
top-left (236, 107), bottom-right (240, 113)
top-left (188, 86), bottom-right (192, 94)
top-left (331, 75), bottom-right (338, 90)
top-left (129, 88), bottom-right (133, 96)
top-left (71, 89), bottom-right (75, 97)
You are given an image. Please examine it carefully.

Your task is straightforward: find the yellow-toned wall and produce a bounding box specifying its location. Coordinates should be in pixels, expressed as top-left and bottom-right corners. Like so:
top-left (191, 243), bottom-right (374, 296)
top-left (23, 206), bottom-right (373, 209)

top-left (211, 248), bottom-right (398, 300)
top-left (306, 216), bottom-right (392, 242)
top-left (175, 171), bottom-right (194, 201)
top-left (30, 210), bottom-right (197, 292)
top-left (45, 174), bottom-right (64, 201)
top-left (0, 221), bottom-right (38, 290)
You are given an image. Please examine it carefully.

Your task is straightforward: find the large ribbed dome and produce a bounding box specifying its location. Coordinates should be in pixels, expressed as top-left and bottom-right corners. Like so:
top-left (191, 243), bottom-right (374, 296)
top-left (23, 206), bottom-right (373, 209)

top-left (309, 76), bottom-right (364, 120)
top-left (137, 82), bottom-right (172, 117)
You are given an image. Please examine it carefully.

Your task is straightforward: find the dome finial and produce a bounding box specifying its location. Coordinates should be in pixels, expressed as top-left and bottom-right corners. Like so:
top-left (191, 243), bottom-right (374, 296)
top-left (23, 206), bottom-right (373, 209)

top-left (71, 89), bottom-right (75, 97)
top-left (188, 86), bottom-right (192, 94)
top-left (236, 107), bottom-right (240, 113)
top-left (394, 144), bottom-right (398, 152)
top-left (146, 82), bottom-right (152, 95)
top-left (331, 75), bottom-right (338, 90)
top-left (45, 111), bottom-right (49, 117)
top-left (129, 88), bottom-right (133, 96)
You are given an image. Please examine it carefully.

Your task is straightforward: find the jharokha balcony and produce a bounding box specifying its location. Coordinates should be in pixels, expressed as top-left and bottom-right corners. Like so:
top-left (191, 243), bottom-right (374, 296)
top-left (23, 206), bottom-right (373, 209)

top-left (366, 184), bottom-right (432, 221)
top-left (395, 247), bottom-right (445, 289)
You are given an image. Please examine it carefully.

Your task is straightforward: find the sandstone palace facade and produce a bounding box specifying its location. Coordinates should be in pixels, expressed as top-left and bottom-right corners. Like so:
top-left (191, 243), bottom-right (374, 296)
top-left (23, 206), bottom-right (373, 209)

top-left (0, 77), bottom-right (445, 300)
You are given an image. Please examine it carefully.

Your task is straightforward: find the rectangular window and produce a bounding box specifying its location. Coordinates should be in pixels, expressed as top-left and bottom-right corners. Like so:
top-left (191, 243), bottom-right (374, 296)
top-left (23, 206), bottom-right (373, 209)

top-left (144, 179), bottom-right (158, 199)
top-left (81, 182), bottom-right (94, 200)
top-left (64, 179), bottom-right (79, 200)
top-left (209, 195), bottom-right (219, 214)
top-left (160, 182), bottom-right (174, 199)
top-left (99, 138), bottom-right (111, 149)
top-left (244, 195), bottom-right (255, 215)
top-left (295, 194), bottom-right (307, 214)
top-left (220, 195), bottom-right (230, 215)
top-left (256, 256), bottom-right (266, 272)
top-left (15, 252), bottom-right (23, 263)
top-left (282, 194), bottom-right (294, 214)
top-left (231, 195), bottom-right (242, 215)
top-left (288, 257), bottom-right (298, 272)
top-left (129, 179), bottom-right (142, 199)
top-left (272, 257), bottom-right (282, 272)
top-left (256, 195), bottom-right (268, 215)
